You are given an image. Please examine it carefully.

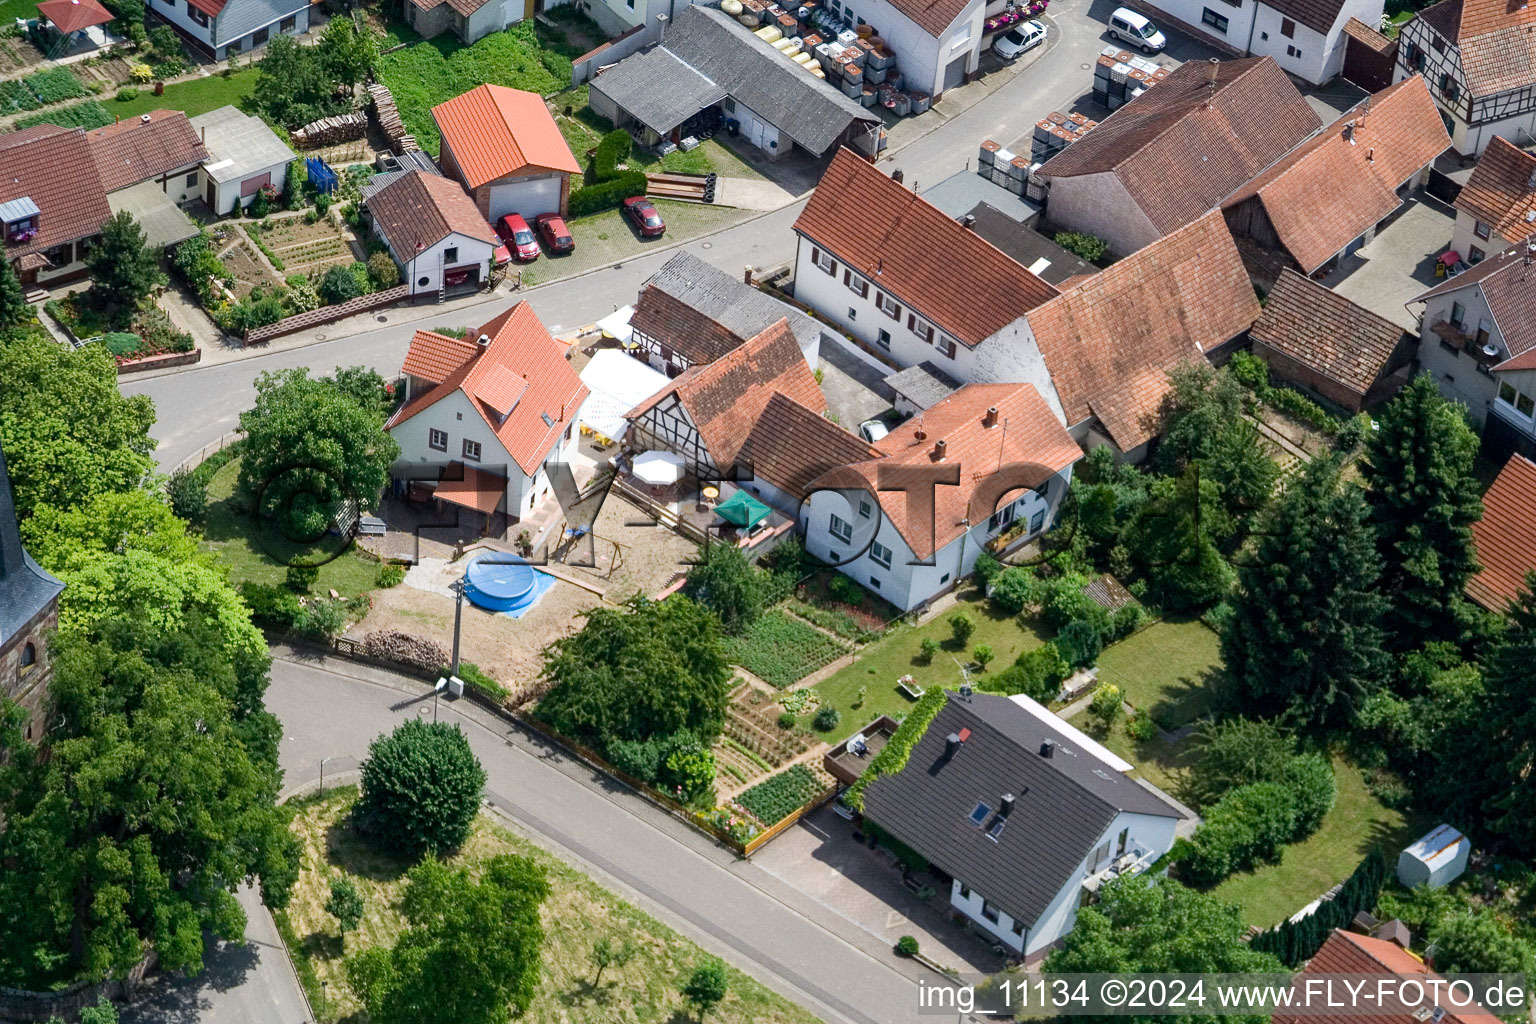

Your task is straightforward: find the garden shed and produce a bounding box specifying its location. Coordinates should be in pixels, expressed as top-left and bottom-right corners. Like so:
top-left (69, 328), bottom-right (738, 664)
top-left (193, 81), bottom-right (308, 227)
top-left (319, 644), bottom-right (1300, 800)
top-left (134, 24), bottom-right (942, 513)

top-left (1395, 824), bottom-right (1469, 890)
top-left (190, 106), bottom-right (296, 216)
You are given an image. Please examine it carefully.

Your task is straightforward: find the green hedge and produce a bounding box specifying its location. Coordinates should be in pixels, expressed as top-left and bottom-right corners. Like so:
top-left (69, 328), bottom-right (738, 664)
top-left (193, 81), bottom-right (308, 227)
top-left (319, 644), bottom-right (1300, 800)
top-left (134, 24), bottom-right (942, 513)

top-left (569, 169), bottom-right (648, 218)
top-left (846, 686), bottom-right (946, 811)
top-left (592, 129), bottom-right (632, 179)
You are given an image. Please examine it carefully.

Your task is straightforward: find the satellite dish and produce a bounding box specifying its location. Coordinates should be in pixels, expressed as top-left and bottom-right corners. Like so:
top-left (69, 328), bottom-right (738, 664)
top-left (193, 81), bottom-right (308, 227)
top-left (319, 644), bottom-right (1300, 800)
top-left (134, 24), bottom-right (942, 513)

top-left (1483, 344), bottom-right (1500, 358)
top-left (959, 684), bottom-right (973, 699)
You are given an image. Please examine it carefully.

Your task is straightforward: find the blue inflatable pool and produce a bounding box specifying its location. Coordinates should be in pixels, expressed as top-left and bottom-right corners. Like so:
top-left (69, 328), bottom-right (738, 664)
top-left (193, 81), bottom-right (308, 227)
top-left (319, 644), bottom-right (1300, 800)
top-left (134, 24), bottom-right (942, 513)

top-left (463, 554), bottom-right (539, 613)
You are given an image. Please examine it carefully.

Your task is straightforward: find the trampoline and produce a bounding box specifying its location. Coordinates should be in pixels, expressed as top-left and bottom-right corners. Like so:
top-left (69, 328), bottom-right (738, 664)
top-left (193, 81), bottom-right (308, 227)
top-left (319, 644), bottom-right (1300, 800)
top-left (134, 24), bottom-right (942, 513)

top-left (463, 554), bottom-right (542, 613)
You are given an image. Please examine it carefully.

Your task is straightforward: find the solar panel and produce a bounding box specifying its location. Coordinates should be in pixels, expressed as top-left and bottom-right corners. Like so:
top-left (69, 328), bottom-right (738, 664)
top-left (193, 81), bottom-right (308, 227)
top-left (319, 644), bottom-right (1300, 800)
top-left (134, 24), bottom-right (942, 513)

top-left (969, 801), bottom-right (991, 826)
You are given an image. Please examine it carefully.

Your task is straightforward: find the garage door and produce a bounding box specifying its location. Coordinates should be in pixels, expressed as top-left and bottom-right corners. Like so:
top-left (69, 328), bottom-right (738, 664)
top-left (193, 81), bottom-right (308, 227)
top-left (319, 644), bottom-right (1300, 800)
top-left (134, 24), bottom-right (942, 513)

top-left (942, 53), bottom-right (967, 92)
top-left (488, 177), bottom-right (562, 222)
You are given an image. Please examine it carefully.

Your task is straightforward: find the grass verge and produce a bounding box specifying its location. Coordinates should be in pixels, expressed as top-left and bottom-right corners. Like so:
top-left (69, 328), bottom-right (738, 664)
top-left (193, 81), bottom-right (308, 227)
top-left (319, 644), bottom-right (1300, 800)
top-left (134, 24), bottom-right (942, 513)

top-left (282, 787), bottom-right (823, 1024)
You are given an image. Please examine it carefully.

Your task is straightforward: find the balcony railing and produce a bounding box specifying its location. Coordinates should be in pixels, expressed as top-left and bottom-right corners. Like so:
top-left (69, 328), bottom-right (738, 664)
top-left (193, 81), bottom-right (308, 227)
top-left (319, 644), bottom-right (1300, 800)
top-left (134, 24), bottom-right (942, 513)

top-left (1431, 320), bottom-right (1500, 366)
top-left (1082, 845), bottom-right (1156, 893)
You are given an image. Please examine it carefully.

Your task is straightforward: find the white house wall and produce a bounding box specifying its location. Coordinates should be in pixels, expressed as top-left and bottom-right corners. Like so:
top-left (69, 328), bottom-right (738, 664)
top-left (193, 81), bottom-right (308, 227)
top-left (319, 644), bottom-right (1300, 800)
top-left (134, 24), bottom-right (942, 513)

top-left (1464, 111), bottom-right (1536, 161)
top-left (389, 389), bottom-right (529, 513)
top-left (831, 0), bottom-right (983, 98)
top-left (206, 158), bottom-right (294, 216)
top-left (148, 0), bottom-right (217, 50)
top-left (947, 808), bottom-right (1180, 958)
top-left (1040, 172), bottom-right (1163, 257)
top-left (397, 231), bottom-right (497, 297)
top-left (801, 470), bottom-right (1069, 610)
top-left (1418, 284), bottom-right (1500, 427)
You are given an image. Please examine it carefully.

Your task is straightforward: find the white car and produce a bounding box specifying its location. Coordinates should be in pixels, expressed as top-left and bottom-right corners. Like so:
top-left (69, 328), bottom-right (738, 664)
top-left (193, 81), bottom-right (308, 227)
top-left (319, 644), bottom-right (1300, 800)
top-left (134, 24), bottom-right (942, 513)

top-left (859, 418), bottom-right (890, 443)
top-left (1108, 6), bottom-right (1166, 52)
top-left (992, 19), bottom-right (1047, 60)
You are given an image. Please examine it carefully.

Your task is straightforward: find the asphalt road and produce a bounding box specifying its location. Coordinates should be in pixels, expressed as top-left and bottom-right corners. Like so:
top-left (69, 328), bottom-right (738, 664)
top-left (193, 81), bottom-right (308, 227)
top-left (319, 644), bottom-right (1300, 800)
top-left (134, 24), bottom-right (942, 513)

top-left (124, 0), bottom-right (1197, 471)
top-left (266, 655), bottom-right (924, 1024)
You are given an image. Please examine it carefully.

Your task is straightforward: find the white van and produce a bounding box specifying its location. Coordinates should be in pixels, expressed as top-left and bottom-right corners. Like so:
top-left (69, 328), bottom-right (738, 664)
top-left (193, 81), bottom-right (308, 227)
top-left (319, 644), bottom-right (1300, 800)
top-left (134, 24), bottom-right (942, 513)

top-left (1108, 7), bottom-right (1167, 52)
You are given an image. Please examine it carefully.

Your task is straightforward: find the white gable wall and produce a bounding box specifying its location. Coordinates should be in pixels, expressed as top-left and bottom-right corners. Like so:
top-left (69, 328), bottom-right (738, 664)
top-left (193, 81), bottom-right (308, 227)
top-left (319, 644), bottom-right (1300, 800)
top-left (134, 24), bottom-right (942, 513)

top-left (390, 230), bottom-right (497, 298)
top-left (1417, 283), bottom-right (1501, 427)
top-left (389, 389), bottom-right (530, 512)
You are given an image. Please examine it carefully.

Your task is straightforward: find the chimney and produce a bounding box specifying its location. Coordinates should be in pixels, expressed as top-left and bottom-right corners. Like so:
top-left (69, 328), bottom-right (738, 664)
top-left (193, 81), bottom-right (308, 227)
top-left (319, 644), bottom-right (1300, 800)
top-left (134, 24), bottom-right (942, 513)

top-left (945, 731), bottom-right (966, 758)
top-left (201, 125), bottom-right (206, 144)
top-left (983, 406), bottom-right (999, 428)
top-left (930, 438), bottom-right (947, 461)
top-left (1039, 739), bottom-right (1055, 758)
top-left (1000, 793), bottom-right (1016, 817)
top-left (1203, 57), bottom-right (1218, 104)
top-left (1343, 121), bottom-right (1356, 144)
top-left (1366, 147), bottom-right (1375, 163)
top-left (891, 168), bottom-right (905, 184)
top-left (961, 214), bottom-right (976, 229)
top-left (743, 265), bottom-right (754, 286)
top-left (476, 333), bottom-right (491, 347)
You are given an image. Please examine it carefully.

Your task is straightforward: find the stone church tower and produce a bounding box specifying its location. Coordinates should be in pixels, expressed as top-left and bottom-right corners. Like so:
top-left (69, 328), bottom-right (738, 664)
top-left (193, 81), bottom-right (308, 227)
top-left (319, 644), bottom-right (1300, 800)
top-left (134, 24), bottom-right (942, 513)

top-left (0, 442), bottom-right (63, 742)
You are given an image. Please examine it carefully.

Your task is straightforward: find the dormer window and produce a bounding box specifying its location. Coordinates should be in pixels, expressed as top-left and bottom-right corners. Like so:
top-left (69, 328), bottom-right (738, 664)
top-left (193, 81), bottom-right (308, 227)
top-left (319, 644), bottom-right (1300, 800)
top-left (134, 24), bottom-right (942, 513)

top-left (1, 197), bottom-right (41, 245)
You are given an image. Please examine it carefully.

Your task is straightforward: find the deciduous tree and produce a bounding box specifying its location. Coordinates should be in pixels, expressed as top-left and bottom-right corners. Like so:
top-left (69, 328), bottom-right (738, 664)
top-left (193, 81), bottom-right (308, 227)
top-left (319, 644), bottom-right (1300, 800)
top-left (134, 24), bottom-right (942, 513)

top-left (355, 720), bottom-right (486, 860)
top-left (0, 254), bottom-right (30, 330)
top-left (347, 855), bottom-right (548, 1024)
top-left (537, 595), bottom-right (732, 755)
top-left (682, 957), bottom-right (729, 1021)
top-left (1360, 374), bottom-right (1483, 650)
top-left (327, 878), bottom-right (365, 937)
top-left (1222, 456), bottom-right (1386, 730)
top-left (683, 542), bottom-right (766, 634)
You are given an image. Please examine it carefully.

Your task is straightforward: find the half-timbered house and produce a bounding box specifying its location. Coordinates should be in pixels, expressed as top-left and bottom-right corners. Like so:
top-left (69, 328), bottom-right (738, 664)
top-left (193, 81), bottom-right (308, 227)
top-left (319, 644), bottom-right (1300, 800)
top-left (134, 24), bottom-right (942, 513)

top-left (1394, 0), bottom-right (1536, 155)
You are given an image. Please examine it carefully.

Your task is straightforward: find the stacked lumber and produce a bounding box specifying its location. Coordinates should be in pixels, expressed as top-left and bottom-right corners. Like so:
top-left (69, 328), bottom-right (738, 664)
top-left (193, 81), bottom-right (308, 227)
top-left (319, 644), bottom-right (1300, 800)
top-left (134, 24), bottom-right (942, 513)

top-left (368, 83), bottom-right (416, 152)
top-left (290, 111), bottom-right (367, 149)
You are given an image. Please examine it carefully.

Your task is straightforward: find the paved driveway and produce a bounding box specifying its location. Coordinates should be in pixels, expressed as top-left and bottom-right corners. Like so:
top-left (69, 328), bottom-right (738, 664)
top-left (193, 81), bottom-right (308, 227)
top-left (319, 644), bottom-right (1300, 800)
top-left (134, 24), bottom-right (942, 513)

top-left (1322, 189), bottom-right (1454, 330)
top-left (753, 806), bottom-right (1005, 974)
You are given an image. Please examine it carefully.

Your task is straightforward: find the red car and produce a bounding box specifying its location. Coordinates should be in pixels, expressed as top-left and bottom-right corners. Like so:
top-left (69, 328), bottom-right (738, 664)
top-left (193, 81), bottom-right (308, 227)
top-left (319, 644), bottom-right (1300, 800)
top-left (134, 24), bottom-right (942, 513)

top-left (622, 196), bottom-right (666, 238)
top-left (534, 213), bottom-right (574, 254)
top-left (494, 213), bottom-right (540, 261)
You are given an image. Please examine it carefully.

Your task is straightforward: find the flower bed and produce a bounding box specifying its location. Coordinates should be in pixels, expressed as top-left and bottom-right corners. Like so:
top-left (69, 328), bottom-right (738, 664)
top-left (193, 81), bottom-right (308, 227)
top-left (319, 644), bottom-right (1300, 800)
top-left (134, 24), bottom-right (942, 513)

top-left (44, 294), bottom-right (193, 362)
top-left (735, 765), bottom-right (826, 827)
top-left (722, 610), bottom-right (849, 688)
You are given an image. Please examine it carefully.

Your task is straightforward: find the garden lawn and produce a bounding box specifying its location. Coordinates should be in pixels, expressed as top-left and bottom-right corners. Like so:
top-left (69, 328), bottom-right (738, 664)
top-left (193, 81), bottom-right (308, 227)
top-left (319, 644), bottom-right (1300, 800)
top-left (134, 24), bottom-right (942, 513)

top-left (0, 0), bottom-right (40, 22)
top-left (107, 69), bottom-right (260, 120)
top-left (1094, 619), bottom-right (1223, 729)
top-left (198, 456), bottom-right (380, 599)
top-left (1074, 709), bottom-right (1200, 801)
top-left (724, 610), bottom-right (848, 688)
top-left (278, 788), bottom-right (823, 1024)
top-left (374, 28), bottom-right (569, 157)
top-left (1209, 760), bottom-right (1421, 928)
top-left (812, 590), bottom-right (1047, 726)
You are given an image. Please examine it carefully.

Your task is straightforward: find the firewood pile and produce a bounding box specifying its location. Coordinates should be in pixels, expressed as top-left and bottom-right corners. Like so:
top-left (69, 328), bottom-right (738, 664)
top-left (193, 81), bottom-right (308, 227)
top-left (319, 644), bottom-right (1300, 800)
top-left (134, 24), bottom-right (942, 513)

top-left (367, 83), bottom-right (418, 153)
top-left (290, 111), bottom-right (367, 149)
top-left (360, 630), bottom-right (449, 673)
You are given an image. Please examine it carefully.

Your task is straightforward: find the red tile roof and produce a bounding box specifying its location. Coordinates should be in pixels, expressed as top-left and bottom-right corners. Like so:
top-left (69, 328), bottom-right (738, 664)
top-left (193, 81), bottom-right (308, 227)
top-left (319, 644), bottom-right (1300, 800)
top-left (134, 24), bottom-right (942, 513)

top-left (386, 302), bottom-right (589, 476)
top-left (1281, 930), bottom-right (1501, 1024)
top-left (408, 0), bottom-right (489, 17)
top-left (739, 391), bottom-right (880, 500)
top-left (1455, 136), bottom-right (1536, 245)
top-left (367, 170), bottom-right (497, 260)
top-left (827, 383), bottom-right (1081, 559)
top-left (1250, 269), bottom-right (1409, 396)
top-left (432, 85), bottom-right (581, 189)
top-left (1468, 454), bottom-right (1536, 611)
top-left (627, 318), bottom-right (826, 470)
top-left (401, 329), bottom-right (481, 384)
top-left (792, 148), bottom-right (1057, 347)
top-left (1415, 235), bottom-right (1536, 369)
top-left (1224, 77), bottom-right (1449, 273)
top-left (884, 0), bottom-right (972, 36)
top-left (0, 123), bottom-right (112, 263)
top-left (186, 0), bottom-right (225, 17)
top-left (1433, 0), bottom-right (1536, 97)
top-left (1342, 16), bottom-right (1395, 52)
top-left (1039, 58), bottom-right (1322, 236)
top-left (85, 109), bottom-right (208, 193)
top-left (37, 0), bottom-right (113, 34)
top-left (434, 462), bottom-right (509, 515)
top-left (1027, 211), bottom-right (1259, 451)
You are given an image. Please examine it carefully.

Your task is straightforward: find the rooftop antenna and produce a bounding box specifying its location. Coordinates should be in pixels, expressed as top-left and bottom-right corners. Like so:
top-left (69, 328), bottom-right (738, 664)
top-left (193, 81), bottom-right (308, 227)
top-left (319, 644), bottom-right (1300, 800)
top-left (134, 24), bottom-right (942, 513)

top-left (950, 655), bottom-right (973, 692)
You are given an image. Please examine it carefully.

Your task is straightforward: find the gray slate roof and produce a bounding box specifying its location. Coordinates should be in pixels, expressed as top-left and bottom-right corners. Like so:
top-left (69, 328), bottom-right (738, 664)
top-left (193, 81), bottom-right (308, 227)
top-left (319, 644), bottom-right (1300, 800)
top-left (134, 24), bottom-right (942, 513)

top-left (0, 442), bottom-right (64, 643)
top-left (919, 169), bottom-right (1042, 226)
top-left (215, 0), bottom-right (308, 47)
top-left (591, 46), bottom-right (727, 137)
top-left (362, 153), bottom-right (442, 203)
top-left (862, 693), bottom-right (1182, 930)
top-left (190, 106), bottom-right (294, 183)
top-left (642, 250), bottom-right (822, 353)
top-left (884, 360), bottom-right (960, 409)
top-left (595, 5), bottom-right (878, 155)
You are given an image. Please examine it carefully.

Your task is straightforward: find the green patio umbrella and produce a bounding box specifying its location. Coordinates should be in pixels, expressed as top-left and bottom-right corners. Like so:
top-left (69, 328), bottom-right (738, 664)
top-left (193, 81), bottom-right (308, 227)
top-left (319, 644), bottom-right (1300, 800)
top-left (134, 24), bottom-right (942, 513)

top-left (714, 489), bottom-right (772, 528)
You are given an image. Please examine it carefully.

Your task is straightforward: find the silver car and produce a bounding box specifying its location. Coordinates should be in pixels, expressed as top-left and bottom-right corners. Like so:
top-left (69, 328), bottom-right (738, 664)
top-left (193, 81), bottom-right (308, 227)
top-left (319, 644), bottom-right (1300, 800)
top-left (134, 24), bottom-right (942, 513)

top-left (992, 19), bottom-right (1047, 60)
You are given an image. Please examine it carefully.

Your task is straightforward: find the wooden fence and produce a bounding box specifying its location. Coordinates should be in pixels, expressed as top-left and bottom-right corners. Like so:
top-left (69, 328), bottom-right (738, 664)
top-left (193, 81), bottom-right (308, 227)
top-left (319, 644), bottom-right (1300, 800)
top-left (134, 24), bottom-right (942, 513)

top-left (245, 285), bottom-right (410, 345)
top-left (741, 785), bottom-right (839, 856)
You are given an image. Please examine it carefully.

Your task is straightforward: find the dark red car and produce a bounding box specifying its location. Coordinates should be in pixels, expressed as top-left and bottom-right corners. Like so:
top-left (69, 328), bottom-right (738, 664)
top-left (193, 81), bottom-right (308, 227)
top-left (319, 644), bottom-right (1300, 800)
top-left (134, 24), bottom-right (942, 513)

top-left (622, 196), bottom-right (666, 238)
top-left (494, 213), bottom-right (540, 261)
top-left (534, 213), bottom-right (574, 254)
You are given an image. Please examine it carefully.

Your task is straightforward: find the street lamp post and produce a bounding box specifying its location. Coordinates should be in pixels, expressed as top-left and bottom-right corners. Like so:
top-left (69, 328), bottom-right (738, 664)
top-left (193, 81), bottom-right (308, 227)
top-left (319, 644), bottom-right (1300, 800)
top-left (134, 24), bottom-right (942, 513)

top-left (433, 677), bottom-right (447, 723)
top-left (320, 980), bottom-right (328, 1020)
top-left (319, 756), bottom-right (334, 797)
top-left (448, 577), bottom-right (466, 676)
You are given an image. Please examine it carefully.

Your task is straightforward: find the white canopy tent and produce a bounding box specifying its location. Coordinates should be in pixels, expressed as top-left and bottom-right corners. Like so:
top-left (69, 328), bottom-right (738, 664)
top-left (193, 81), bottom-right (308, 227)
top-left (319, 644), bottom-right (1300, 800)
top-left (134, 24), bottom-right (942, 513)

top-left (578, 349), bottom-right (669, 442)
top-left (595, 304), bottom-right (636, 345)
